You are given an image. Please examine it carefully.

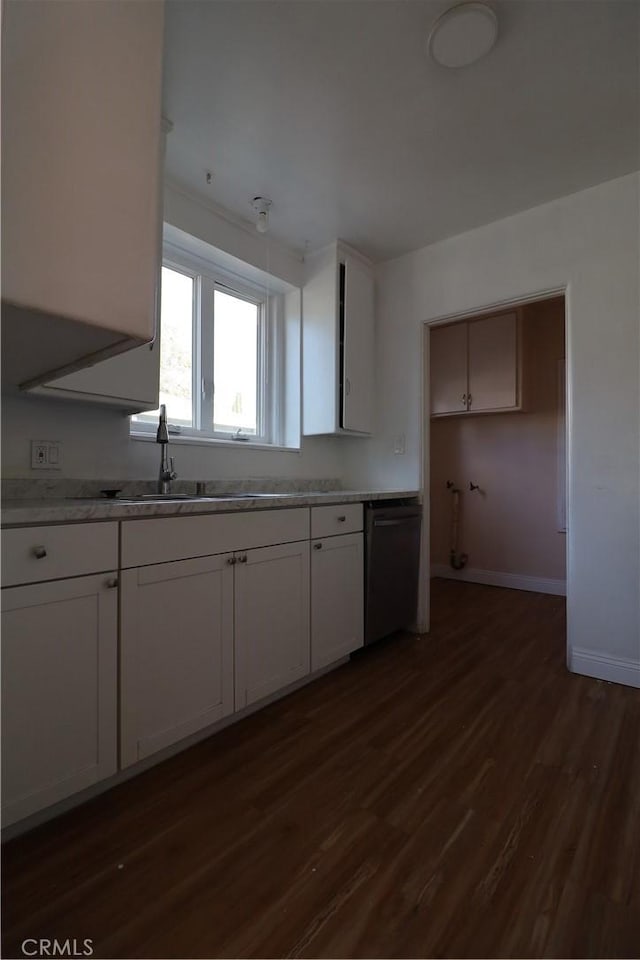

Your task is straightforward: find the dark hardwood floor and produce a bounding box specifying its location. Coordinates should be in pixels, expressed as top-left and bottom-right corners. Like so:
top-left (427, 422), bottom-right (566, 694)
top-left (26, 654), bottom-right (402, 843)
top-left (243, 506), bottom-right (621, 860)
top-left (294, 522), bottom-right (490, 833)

top-left (3, 580), bottom-right (639, 959)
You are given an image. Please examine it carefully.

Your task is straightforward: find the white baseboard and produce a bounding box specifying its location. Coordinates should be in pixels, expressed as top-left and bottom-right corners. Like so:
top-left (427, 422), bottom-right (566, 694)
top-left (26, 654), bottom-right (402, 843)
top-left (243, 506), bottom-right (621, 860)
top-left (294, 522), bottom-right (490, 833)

top-left (430, 563), bottom-right (566, 596)
top-left (569, 648), bottom-right (640, 688)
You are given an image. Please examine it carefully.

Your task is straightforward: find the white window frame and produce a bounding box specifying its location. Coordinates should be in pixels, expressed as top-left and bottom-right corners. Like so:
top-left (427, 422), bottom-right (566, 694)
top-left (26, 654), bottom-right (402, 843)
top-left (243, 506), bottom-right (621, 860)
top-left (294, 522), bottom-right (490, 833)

top-left (132, 243), bottom-right (284, 446)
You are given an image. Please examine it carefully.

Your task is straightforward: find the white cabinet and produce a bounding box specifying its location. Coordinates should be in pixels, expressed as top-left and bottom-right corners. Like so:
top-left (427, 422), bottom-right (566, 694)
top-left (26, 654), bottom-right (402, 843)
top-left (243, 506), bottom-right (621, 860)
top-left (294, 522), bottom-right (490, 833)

top-left (235, 541), bottom-right (311, 708)
top-left (311, 532), bottom-right (364, 671)
top-left (120, 509), bottom-right (312, 759)
top-left (303, 241), bottom-right (374, 435)
top-left (1, 0), bottom-right (164, 390)
top-left (120, 555), bottom-right (235, 768)
top-left (1, 573), bottom-right (118, 827)
top-left (430, 311), bottom-right (521, 417)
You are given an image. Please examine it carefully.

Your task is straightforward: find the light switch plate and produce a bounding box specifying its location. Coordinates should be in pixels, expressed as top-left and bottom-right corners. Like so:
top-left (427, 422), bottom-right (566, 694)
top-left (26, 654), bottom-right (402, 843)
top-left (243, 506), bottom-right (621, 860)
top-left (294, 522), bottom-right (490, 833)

top-left (31, 440), bottom-right (63, 470)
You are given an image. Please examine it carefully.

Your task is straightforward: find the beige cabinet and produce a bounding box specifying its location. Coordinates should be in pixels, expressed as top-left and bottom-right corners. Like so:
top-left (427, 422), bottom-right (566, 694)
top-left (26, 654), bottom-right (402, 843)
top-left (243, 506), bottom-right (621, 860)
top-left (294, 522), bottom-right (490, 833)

top-left (235, 541), bottom-right (311, 708)
top-left (120, 555), bottom-right (235, 768)
top-left (1, 0), bottom-right (164, 389)
top-left (431, 311), bottom-right (521, 417)
top-left (311, 532), bottom-right (364, 671)
top-left (1, 573), bottom-right (118, 827)
top-left (303, 241), bottom-right (374, 435)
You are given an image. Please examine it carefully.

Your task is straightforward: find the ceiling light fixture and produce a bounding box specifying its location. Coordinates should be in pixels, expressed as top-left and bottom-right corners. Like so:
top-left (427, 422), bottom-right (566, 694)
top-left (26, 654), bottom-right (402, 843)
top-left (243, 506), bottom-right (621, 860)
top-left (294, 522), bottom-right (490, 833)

top-left (251, 196), bottom-right (272, 234)
top-left (428, 2), bottom-right (498, 68)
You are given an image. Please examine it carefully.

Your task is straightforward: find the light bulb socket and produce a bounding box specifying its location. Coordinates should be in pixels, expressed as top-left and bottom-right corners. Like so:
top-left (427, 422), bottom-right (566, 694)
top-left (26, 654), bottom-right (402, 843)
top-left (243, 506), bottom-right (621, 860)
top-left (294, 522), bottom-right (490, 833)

top-left (250, 196), bottom-right (272, 233)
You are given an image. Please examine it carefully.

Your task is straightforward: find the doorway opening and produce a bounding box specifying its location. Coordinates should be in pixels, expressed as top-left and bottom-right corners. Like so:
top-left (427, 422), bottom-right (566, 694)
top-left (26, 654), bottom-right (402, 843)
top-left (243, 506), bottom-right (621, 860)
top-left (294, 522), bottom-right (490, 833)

top-left (423, 293), bottom-right (567, 646)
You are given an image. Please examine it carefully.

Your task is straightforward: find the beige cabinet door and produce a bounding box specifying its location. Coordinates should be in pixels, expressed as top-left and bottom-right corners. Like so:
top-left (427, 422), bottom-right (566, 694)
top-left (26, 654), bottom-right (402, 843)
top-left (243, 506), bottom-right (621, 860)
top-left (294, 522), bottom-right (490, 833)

top-left (430, 322), bottom-right (469, 415)
top-left (311, 533), bottom-right (364, 671)
top-left (235, 541), bottom-right (310, 708)
top-left (120, 554), bottom-right (234, 768)
top-left (1, 573), bottom-right (118, 826)
top-left (468, 312), bottom-right (519, 412)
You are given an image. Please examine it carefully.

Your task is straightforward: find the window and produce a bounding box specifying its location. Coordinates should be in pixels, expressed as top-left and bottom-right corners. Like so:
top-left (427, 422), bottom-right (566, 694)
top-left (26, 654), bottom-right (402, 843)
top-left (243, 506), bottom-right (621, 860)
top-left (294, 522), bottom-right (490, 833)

top-left (133, 244), bottom-right (291, 446)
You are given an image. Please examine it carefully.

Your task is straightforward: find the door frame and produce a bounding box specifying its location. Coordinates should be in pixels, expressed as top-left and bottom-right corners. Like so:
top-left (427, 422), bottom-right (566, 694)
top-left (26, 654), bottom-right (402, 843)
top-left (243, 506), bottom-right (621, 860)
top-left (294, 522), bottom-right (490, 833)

top-left (418, 285), bottom-right (569, 639)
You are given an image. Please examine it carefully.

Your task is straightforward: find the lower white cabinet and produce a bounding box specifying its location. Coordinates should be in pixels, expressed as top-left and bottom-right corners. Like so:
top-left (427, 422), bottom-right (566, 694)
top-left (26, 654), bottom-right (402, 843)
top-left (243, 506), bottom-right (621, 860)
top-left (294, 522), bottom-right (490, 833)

top-left (235, 540), bottom-right (310, 708)
top-left (1, 573), bottom-right (118, 826)
top-left (120, 554), bottom-right (235, 768)
top-left (311, 532), bottom-right (364, 671)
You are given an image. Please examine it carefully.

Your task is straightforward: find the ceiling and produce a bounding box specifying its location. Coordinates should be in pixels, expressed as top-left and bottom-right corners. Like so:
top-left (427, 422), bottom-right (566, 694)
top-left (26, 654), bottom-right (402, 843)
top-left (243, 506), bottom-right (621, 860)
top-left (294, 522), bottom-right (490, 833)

top-left (163, 1), bottom-right (639, 262)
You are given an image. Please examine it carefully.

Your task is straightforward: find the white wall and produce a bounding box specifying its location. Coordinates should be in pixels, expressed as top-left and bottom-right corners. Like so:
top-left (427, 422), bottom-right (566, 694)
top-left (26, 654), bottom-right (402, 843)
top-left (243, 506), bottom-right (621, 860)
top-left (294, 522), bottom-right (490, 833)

top-left (1, 183), bottom-right (346, 485)
top-left (343, 172), bottom-right (640, 683)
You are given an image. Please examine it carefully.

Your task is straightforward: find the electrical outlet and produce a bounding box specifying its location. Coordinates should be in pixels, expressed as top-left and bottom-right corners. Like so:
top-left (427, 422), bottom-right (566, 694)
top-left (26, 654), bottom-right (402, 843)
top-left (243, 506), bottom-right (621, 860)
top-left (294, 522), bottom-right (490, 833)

top-left (31, 440), bottom-right (63, 470)
top-left (393, 433), bottom-right (406, 455)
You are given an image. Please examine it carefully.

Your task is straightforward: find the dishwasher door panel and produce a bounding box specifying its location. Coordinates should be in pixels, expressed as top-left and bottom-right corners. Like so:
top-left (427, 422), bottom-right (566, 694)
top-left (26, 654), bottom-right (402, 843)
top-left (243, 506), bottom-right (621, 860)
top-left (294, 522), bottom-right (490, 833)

top-left (365, 507), bottom-right (422, 645)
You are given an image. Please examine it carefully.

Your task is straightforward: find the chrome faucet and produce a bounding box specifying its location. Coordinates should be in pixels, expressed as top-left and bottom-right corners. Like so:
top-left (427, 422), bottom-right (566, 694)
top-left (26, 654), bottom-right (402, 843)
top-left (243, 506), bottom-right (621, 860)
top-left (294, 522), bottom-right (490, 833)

top-left (156, 404), bottom-right (177, 494)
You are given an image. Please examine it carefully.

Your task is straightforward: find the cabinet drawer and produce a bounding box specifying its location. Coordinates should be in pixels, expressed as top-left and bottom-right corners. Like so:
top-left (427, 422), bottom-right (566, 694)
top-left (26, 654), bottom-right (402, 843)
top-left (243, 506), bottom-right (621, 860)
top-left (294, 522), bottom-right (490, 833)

top-left (1, 522), bottom-right (118, 588)
top-left (311, 503), bottom-right (362, 539)
top-left (121, 508), bottom-right (310, 568)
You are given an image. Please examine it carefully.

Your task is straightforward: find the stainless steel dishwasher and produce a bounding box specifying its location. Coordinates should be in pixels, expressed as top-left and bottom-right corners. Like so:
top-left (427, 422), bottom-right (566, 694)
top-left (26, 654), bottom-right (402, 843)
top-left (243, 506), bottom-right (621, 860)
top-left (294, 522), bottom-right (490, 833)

top-left (364, 500), bottom-right (422, 645)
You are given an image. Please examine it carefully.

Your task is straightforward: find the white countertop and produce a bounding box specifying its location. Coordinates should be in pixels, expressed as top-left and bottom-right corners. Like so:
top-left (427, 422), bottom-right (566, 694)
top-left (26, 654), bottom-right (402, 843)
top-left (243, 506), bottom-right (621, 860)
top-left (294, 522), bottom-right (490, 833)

top-left (1, 489), bottom-right (421, 527)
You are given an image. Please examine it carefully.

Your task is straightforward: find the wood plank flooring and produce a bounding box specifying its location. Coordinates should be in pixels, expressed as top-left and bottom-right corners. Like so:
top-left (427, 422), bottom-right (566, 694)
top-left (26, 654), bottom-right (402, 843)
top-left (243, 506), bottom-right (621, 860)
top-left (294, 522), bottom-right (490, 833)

top-left (3, 579), bottom-right (639, 959)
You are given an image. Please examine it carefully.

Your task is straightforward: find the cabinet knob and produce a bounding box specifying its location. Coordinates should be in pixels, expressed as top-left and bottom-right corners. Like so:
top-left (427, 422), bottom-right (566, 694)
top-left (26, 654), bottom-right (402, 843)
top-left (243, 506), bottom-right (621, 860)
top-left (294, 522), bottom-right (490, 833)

top-left (337, 515), bottom-right (346, 522)
top-left (32, 545), bottom-right (47, 559)
top-left (462, 393), bottom-right (467, 406)
top-left (106, 577), bottom-right (119, 589)
top-left (467, 393), bottom-right (472, 407)
top-left (227, 557), bottom-right (237, 565)
top-left (238, 555), bottom-right (248, 564)
top-left (313, 542), bottom-right (323, 550)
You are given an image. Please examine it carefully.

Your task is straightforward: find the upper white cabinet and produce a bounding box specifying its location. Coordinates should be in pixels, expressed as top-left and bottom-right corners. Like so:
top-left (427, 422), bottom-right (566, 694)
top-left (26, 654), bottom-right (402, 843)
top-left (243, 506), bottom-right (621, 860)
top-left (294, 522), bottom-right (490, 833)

top-left (1, 0), bottom-right (165, 391)
top-left (430, 311), bottom-right (522, 417)
top-left (303, 241), bottom-right (374, 435)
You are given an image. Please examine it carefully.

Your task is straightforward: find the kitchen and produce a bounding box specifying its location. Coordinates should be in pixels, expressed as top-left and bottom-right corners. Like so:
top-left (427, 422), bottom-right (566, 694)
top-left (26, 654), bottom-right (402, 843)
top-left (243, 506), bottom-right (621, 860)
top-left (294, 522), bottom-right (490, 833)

top-left (2, 2), bottom-right (639, 958)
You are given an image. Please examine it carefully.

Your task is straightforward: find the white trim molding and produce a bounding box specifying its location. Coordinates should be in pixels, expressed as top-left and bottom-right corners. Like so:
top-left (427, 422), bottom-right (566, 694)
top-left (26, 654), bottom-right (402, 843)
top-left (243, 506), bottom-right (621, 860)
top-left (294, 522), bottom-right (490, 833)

top-left (569, 648), bottom-right (640, 689)
top-left (431, 564), bottom-right (566, 596)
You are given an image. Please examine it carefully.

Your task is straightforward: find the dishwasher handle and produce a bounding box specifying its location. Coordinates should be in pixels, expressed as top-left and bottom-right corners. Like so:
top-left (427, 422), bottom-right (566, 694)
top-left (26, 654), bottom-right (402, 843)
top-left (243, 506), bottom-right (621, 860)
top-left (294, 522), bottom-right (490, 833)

top-left (373, 517), bottom-right (419, 527)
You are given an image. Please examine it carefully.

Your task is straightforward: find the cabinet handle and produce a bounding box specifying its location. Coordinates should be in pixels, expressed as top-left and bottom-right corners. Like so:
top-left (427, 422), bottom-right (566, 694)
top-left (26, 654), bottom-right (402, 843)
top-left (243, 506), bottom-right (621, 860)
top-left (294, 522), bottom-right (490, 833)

top-left (462, 393), bottom-right (467, 406)
top-left (345, 377), bottom-right (351, 396)
top-left (106, 577), bottom-right (119, 589)
top-left (227, 557), bottom-right (237, 565)
top-left (238, 555), bottom-right (248, 564)
top-left (32, 546), bottom-right (47, 559)
top-left (313, 542), bottom-right (323, 550)
top-left (337, 515), bottom-right (346, 522)
top-left (467, 393), bottom-right (472, 407)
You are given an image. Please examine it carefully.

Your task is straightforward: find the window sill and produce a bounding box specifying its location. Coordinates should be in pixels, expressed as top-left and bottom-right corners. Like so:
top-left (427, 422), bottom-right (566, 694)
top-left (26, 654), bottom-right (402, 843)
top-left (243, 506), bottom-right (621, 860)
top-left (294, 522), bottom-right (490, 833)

top-left (130, 431), bottom-right (301, 454)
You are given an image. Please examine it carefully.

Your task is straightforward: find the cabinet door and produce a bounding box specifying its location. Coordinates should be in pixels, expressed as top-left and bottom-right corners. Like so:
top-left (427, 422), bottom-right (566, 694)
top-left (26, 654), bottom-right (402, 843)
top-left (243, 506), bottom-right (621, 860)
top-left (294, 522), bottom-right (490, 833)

top-left (235, 541), bottom-right (310, 708)
top-left (1, 574), bottom-right (118, 826)
top-left (468, 312), bottom-right (519, 412)
top-left (342, 254), bottom-right (374, 434)
top-left (1, 1), bottom-right (164, 387)
top-left (311, 533), bottom-right (364, 671)
top-left (120, 555), bottom-right (234, 768)
top-left (430, 322), bottom-right (468, 415)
